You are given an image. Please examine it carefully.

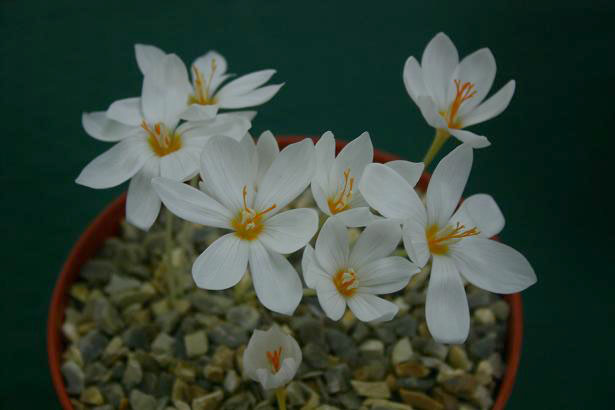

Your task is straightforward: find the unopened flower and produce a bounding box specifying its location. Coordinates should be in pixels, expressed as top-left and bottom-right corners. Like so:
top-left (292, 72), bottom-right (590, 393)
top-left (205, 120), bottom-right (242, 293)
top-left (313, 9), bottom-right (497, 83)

top-left (311, 131), bottom-right (375, 227)
top-left (302, 218), bottom-right (418, 322)
top-left (76, 54), bottom-right (250, 230)
top-left (243, 325), bottom-right (302, 390)
top-left (404, 32), bottom-right (515, 148)
top-left (135, 44), bottom-right (283, 121)
top-left (360, 144), bottom-right (536, 343)
top-left (153, 137), bottom-right (317, 314)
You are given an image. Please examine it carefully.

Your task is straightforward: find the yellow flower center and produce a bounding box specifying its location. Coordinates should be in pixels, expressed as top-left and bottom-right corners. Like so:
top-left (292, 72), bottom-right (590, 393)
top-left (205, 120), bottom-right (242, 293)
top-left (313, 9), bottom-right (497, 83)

top-left (231, 186), bottom-right (277, 241)
top-left (333, 269), bottom-right (359, 297)
top-left (189, 58), bottom-right (218, 106)
top-left (426, 222), bottom-right (480, 255)
top-left (327, 168), bottom-right (355, 214)
top-left (141, 121), bottom-right (182, 157)
top-left (440, 80), bottom-right (477, 129)
top-left (266, 347), bottom-right (282, 373)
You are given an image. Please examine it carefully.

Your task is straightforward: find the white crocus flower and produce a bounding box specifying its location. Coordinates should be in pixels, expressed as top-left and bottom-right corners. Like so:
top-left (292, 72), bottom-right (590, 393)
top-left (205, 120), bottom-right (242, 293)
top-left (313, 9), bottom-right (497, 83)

top-left (359, 143), bottom-right (536, 343)
top-left (311, 131), bottom-right (375, 227)
top-left (76, 54), bottom-right (250, 231)
top-left (404, 32), bottom-right (516, 148)
top-left (302, 218), bottom-right (419, 322)
top-left (243, 325), bottom-right (302, 390)
top-left (135, 44), bottom-right (283, 121)
top-left (152, 137), bottom-right (317, 315)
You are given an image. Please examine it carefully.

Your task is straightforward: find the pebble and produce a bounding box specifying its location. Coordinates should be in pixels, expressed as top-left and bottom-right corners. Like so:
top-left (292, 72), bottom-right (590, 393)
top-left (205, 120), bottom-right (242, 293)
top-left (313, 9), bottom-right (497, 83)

top-left (399, 389), bottom-right (444, 410)
top-left (78, 330), bottom-right (109, 363)
top-left (473, 308), bottom-right (496, 326)
top-left (360, 339), bottom-right (384, 355)
top-left (396, 377), bottom-right (436, 391)
top-left (224, 370), bottom-right (240, 393)
top-left (448, 345), bottom-right (472, 371)
top-left (469, 334), bottom-right (497, 360)
top-left (102, 384), bottom-right (125, 407)
top-left (351, 380), bottom-right (390, 399)
top-left (104, 274), bottom-right (141, 294)
top-left (440, 374), bottom-right (478, 398)
top-left (184, 330), bottom-right (209, 357)
top-left (364, 399), bottom-right (413, 410)
top-left (129, 389), bottom-right (157, 410)
top-left (151, 332), bottom-right (175, 354)
top-left (62, 361), bottom-right (85, 394)
top-left (325, 364), bottom-right (350, 393)
top-left (226, 305), bottom-right (260, 331)
top-left (80, 386), bottom-right (104, 405)
top-left (394, 361), bottom-right (430, 378)
top-left (122, 356), bottom-right (143, 388)
top-left (204, 364), bottom-right (225, 382)
top-left (490, 300), bottom-right (510, 321)
top-left (304, 342), bottom-right (329, 369)
top-left (210, 323), bottom-right (247, 348)
top-left (326, 328), bottom-right (357, 361)
top-left (81, 259), bottom-right (116, 285)
top-left (392, 338), bottom-right (413, 364)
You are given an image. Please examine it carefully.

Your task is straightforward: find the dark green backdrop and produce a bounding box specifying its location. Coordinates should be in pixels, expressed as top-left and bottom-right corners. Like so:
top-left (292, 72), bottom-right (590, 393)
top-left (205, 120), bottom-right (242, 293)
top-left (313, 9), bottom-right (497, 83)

top-left (1, 1), bottom-right (612, 408)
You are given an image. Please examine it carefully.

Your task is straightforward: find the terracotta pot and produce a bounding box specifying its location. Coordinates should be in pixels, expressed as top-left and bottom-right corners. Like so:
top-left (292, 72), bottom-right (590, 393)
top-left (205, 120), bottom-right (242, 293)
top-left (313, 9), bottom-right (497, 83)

top-left (48, 136), bottom-right (523, 409)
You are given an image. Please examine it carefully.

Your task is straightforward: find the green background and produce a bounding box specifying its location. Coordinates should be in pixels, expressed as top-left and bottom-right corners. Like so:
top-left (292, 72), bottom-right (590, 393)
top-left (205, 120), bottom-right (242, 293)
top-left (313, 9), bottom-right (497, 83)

top-left (1, 0), bottom-right (612, 408)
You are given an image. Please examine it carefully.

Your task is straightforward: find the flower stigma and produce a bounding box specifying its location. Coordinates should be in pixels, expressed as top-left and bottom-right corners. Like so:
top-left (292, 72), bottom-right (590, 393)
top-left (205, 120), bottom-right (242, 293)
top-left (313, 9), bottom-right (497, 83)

top-left (231, 186), bottom-right (276, 240)
top-left (426, 222), bottom-right (480, 255)
top-left (327, 168), bottom-right (354, 214)
top-left (141, 121), bottom-right (182, 157)
top-left (441, 80), bottom-right (477, 129)
top-left (266, 347), bottom-right (283, 373)
top-left (190, 58), bottom-right (218, 106)
top-left (333, 268), bottom-right (359, 297)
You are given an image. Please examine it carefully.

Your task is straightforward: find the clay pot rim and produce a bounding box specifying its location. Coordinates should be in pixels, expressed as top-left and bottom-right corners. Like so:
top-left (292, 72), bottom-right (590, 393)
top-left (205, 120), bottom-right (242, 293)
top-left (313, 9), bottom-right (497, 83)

top-left (47, 135), bottom-right (522, 409)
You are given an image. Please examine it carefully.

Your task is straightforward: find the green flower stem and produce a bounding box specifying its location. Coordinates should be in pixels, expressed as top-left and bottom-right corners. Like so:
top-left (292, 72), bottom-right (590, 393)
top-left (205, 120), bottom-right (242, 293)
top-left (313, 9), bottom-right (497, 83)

top-left (275, 387), bottom-right (287, 410)
top-left (423, 128), bottom-right (450, 169)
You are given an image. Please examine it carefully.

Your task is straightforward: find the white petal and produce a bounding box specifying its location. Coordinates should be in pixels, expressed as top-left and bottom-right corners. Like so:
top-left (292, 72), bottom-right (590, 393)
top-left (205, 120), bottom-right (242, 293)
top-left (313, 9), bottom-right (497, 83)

top-left (315, 276), bottom-right (347, 321)
top-left (301, 245), bottom-right (321, 288)
top-left (185, 113), bottom-right (251, 142)
top-left (357, 256), bottom-right (417, 294)
top-left (314, 217), bottom-right (349, 275)
top-left (448, 128), bottom-right (491, 149)
top-left (462, 80), bottom-right (516, 127)
top-left (256, 130), bottom-right (280, 184)
top-left (200, 136), bottom-right (254, 212)
top-left (402, 219), bottom-right (431, 267)
top-left (82, 112), bottom-right (139, 142)
top-left (335, 131), bottom-right (373, 186)
top-left (151, 177), bottom-right (232, 229)
top-left (426, 255), bottom-right (469, 344)
top-left (141, 54), bottom-right (192, 129)
top-left (160, 150), bottom-right (198, 181)
top-left (254, 358), bottom-right (299, 390)
top-left (385, 160), bottom-right (424, 188)
top-left (135, 44), bottom-right (166, 75)
top-left (254, 139), bottom-right (314, 213)
top-left (312, 184), bottom-right (331, 217)
top-left (106, 97), bottom-right (142, 126)
top-left (249, 241), bottom-right (302, 315)
top-left (449, 48), bottom-right (496, 116)
top-left (193, 233), bottom-right (249, 289)
top-left (76, 135), bottom-right (153, 189)
top-left (426, 143), bottom-right (473, 226)
top-left (347, 294), bottom-right (399, 322)
top-left (312, 131), bottom-right (336, 199)
top-left (350, 220), bottom-right (401, 268)
top-left (217, 84), bottom-right (284, 109)
top-left (359, 163), bottom-right (426, 223)
top-left (260, 208), bottom-right (318, 254)
top-left (192, 50), bottom-right (228, 94)
top-left (451, 194), bottom-right (505, 238)
top-left (452, 237), bottom-right (536, 293)
top-left (180, 104), bottom-right (219, 121)
top-left (416, 96), bottom-right (448, 128)
top-left (403, 56), bottom-right (428, 105)
top-left (230, 110), bottom-right (258, 121)
top-left (126, 157), bottom-right (161, 230)
top-left (334, 207), bottom-right (378, 228)
top-left (216, 69), bottom-right (276, 98)
top-left (421, 32), bottom-right (459, 109)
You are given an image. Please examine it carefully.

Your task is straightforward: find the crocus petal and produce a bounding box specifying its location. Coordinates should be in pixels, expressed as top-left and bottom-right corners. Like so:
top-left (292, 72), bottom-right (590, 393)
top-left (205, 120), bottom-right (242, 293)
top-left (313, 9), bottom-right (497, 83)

top-left (216, 69), bottom-right (275, 99)
top-left (449, 48), bottom-right (496, 116)
top-left (335, 131), bottom-right (373, 186)
top-left (302, 245), bottom-right (328, 288)
top-left (230, 110), bottom-right (258, 121)
top-left (141, 54), bottom-right (192, 129)
top-left (180, 104), bottom-right (219, 122)
top-left (416, 96), bottom-right (448, 129)
top-left (192, 50), bottom-right (228, 94)
top-left (426, 143), bottom-right (473, 227)
top-left (193, 233), bottom-right (249, 289)
top-left (185, 113), bottom-right (251, 142)
top-left (334, 207), bottom-right (378, 228)
top-left (315, 217), bottom-right (349, 275)
top-left (260, 208), bottom-right (318, 254)
top-left (82, 112), bottom-right (139, 142)
top-left (249, 241), bottom-right (302, 315)
top-left (350, 220), bottom-right (402, 268)
top-left (135, 44), bottom-right (166, 75)
top-left (385, 160), bottom-right (424, 188)
top-left (217, 84), bottom-right (284, 109)
top-left (76, 135), bottom-right (153, 189)
top-left (160, 150), bottom-right (198, 181)
top-left (426, 255), bottom-right (470, 344)
top-left (106, 97), bottom-right (143, 126)
top-left (359, 163), bottom-right (426, 223)
top-left (462, 80), bottom-right (516, 128)
top-left (421, 32), bottom-right (459, 110)
top-left (452, 237), bottom-right (536, 293)
top-left (254, 139), bottom-right (314, 214)
top-left (403, 56), bottom-right (428, 105)
top-left (255, 358), bottom-right (299, 390)
top-left (200, 136), bottom-right (254, 212)
top-left (126, 157), bottom-right (161, 230)
top-left (451, 194), bottom-right (505, 238)
top-left (357, 256), bottom-right (417, 294)
top-left (151, 177), bottom-right (232, 229)
top-left (312, 131), bottom-right (336, 198)
top-left (448, 128), bottom-right (491, 149)
top-left (315, 276), bottom-right (347, 320)
top-left (347, 293), bottom-right (399, 322)
top-left (402, 219), bottom-right (431, 267)
top-left (244, 325), bottom-right (300, 374)
top-left (256, 130), bottom-right (280, 184)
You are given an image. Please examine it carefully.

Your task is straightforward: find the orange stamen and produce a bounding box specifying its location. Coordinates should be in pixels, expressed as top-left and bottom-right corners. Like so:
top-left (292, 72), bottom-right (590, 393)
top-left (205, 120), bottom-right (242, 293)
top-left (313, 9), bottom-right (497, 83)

top-left (142, 120), bottom-right (181, 157)
top-left (447, 80), bottom-right (477, 128)
top-left (328, 168), bottom-right (355, 214)
top-left (190, 60), bottom-right (218, 106)
top-left (427, 223), bottom-right (480, 255)
top-left (333, 269), bottom-right (358, 297)
top-left (232, 185), bottom-right (276, 240)
top-left (266, 347), bottom-right (282, 373)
